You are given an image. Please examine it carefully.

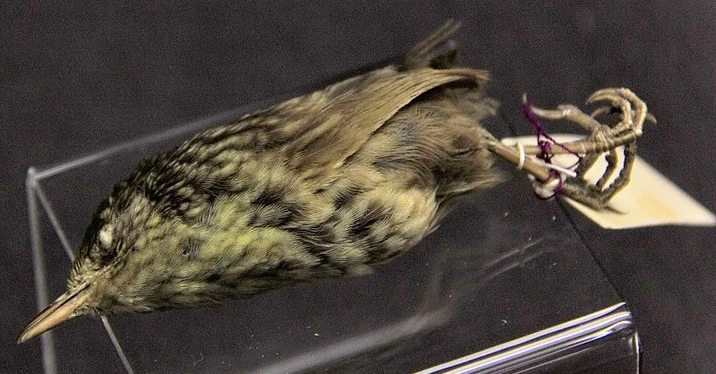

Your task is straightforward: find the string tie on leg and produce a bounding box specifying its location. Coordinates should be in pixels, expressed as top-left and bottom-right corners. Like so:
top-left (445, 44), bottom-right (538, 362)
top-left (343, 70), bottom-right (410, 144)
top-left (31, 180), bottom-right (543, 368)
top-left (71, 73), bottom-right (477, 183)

top-left (530, 170), bottom-right (565, 200)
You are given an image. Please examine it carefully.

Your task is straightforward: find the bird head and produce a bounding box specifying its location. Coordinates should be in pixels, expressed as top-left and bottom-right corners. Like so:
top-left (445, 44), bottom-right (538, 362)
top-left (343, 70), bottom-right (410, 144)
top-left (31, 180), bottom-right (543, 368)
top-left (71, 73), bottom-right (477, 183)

top-left (17, 186), bottom-right (179, 343)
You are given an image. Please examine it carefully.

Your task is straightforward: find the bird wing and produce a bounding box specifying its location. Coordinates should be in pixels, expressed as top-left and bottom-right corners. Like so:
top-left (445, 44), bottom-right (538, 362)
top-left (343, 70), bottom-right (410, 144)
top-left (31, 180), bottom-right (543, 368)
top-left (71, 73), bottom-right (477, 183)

top-left (281, 67), bottom-right (489, 180)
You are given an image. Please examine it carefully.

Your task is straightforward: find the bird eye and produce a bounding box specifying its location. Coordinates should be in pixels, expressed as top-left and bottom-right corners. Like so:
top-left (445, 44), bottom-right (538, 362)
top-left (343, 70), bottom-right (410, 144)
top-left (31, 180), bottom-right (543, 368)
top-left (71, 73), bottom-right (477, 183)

top-left (98, 225), bottom-right (114, 248)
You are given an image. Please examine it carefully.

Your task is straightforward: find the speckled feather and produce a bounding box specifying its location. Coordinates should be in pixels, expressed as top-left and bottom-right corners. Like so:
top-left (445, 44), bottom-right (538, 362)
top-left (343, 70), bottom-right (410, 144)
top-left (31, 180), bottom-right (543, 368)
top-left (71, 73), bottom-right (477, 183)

top-left (65, 24), bottom-right (504, 317)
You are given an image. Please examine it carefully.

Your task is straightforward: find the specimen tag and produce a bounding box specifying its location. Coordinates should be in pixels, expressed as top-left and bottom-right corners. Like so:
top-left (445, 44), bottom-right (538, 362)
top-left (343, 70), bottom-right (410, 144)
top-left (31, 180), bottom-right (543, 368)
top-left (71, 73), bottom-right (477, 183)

top-left (502, 134), bottom-right (716, 229)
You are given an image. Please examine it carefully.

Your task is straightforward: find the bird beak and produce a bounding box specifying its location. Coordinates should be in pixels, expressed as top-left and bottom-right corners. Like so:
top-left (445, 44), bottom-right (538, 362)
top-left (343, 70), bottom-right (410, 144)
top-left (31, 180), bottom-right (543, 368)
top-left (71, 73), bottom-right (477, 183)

top-left (17, 282), bottom-right (91, 344)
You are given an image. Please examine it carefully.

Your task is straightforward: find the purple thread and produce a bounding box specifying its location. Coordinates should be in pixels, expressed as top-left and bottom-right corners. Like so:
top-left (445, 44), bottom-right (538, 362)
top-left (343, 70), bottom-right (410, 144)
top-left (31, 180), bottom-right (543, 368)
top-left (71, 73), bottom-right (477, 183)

top-left (522, 99), bottom-right (580, 198)
top-left (535, 170), bottom-right (564, 200)
top-left (521, 99), bottom-right (581, 162)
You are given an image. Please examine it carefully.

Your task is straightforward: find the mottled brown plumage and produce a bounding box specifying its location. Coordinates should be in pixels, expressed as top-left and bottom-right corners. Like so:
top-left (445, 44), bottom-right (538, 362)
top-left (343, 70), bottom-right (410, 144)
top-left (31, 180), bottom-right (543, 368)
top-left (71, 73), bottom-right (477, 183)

top-left (18, 21), bottom-right (504, 343)
top-left (19, 20), bottom-right (652, 344)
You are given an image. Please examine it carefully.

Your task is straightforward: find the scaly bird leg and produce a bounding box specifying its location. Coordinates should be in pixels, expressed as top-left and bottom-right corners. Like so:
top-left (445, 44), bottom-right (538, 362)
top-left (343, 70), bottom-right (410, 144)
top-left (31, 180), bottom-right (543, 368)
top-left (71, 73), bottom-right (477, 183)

top-left (488, 87), bottom-right (654, 210)
top-left (519, 88), bottom-right (651, 156)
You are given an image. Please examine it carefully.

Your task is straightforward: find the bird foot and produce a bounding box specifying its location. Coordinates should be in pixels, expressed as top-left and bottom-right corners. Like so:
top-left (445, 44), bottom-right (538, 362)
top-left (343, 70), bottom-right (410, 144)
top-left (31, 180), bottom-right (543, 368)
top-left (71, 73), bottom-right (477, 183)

top-left (491, 88), bottom-right (654, 210)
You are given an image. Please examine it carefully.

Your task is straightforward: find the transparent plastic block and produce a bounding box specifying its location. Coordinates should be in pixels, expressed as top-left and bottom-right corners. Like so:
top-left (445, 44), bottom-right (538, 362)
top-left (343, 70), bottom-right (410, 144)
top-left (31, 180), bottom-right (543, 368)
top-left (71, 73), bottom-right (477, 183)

top-left (25, 100), bottom-right (639, 374)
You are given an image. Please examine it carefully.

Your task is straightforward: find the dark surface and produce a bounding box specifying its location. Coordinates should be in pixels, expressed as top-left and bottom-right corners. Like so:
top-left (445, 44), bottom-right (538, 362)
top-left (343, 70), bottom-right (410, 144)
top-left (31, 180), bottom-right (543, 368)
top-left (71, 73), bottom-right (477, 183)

top-left (1, 1), bottom-right (714, 373)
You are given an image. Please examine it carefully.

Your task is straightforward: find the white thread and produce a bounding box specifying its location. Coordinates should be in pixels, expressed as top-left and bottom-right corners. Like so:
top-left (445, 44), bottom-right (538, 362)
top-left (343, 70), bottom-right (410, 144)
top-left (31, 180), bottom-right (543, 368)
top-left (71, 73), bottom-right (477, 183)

top-left (531, 175), bottom-right (563, 199)
top-left (543, 163), bottom-right (578, 178)
top-left (516, 142), bottom-right (526, 170)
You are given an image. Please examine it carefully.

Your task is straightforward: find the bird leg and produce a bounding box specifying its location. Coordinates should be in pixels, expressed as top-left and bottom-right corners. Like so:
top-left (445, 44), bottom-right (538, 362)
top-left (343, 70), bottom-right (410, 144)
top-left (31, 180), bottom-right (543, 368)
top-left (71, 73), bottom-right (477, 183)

top-left (487, 88), bottom-right (653, 210)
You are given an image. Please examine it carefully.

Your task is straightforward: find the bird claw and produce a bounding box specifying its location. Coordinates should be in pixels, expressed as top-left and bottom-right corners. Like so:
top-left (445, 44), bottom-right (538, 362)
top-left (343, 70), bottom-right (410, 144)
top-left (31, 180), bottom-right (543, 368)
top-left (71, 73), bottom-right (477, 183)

top-left (506, 88), bottom-right (653, 210)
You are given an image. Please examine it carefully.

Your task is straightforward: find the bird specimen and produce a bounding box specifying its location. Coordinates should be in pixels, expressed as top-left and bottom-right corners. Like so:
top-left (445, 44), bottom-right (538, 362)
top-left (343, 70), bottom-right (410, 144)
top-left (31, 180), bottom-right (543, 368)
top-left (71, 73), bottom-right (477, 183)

top-left (18, 20), bottom-right (650, 344)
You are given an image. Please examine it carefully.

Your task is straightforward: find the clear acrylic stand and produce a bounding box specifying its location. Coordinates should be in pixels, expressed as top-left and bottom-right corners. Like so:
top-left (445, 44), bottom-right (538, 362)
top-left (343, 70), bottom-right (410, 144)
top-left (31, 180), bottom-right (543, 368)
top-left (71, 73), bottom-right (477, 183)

top-left (25, 99), bottom-right (639, 373)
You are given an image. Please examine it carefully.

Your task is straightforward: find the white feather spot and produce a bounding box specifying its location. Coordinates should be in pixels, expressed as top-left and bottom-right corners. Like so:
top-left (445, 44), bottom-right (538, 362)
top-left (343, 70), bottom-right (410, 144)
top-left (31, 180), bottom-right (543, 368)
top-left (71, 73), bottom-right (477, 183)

top-left (99, 225), bottom-right (114, 248)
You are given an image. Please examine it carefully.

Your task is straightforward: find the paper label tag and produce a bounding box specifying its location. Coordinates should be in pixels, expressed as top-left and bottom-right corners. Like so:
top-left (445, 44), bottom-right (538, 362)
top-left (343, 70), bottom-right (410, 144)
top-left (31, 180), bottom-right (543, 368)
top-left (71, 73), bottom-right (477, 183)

top-left (502, 134), bottom-right (716, 229)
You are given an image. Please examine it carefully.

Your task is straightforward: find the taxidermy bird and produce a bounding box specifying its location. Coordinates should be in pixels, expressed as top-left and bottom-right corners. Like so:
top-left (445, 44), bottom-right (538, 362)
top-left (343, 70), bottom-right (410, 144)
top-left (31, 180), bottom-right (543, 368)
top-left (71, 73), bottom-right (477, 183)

top-left (18, 20), bottom-right (650, 343)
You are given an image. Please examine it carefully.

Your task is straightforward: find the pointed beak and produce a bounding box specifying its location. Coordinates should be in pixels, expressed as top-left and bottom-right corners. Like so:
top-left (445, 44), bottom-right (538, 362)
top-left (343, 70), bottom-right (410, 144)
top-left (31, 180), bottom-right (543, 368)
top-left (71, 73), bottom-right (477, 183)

top-left (17, 282), bottom-right (91, 344)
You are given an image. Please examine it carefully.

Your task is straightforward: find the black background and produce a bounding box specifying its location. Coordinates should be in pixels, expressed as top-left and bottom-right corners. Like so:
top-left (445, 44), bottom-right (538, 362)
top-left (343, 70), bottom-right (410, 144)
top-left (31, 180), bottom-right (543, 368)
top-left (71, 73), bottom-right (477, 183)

top-left (2, 1), bottom-right (715, 373)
